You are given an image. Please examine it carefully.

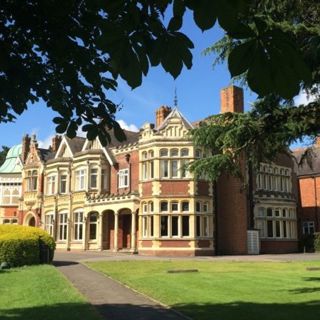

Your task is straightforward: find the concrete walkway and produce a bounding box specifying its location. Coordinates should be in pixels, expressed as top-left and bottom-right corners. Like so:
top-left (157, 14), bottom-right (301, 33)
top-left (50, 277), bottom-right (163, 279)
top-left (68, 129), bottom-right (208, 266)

top-left (54, 257), bottom-right (187, 320)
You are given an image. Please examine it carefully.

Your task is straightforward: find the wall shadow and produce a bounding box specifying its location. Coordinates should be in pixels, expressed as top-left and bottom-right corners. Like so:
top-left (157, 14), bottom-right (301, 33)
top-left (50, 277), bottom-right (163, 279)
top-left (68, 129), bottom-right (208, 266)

top-left (1, 301), bottom-right (320, 320)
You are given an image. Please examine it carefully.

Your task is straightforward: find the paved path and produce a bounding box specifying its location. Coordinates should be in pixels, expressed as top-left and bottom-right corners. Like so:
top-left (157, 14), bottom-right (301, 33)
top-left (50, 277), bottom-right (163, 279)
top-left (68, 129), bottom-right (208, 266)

top-left (54, 258), bottom-right (187, 320)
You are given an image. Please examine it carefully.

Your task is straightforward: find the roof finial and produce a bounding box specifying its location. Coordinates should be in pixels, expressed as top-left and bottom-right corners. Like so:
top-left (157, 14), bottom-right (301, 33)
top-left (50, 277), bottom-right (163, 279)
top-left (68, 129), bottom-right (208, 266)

top-left (174, 87), bottom-right (178, 107)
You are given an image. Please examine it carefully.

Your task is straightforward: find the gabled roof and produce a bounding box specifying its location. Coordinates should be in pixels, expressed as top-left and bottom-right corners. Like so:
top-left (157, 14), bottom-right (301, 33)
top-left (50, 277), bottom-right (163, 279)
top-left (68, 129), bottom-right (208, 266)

top-left (65, 136), bottom-right (86, 154)
top-left (0, 144), bottom-right (22, 174)
top-left (157, 107), bottom-right (194, 131)
top-left (55, 136), bottom-right (86, 159)
top-left (38, 148), bottom-right (55, 161)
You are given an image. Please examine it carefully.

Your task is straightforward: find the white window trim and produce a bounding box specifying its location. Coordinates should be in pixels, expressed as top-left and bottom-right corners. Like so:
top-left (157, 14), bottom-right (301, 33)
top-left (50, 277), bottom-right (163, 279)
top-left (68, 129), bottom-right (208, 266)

top-left (118, 168), bottom-right (129, 188)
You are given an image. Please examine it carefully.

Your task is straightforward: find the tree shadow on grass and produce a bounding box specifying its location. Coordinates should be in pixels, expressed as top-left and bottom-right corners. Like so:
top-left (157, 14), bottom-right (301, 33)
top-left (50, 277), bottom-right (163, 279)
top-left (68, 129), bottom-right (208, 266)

top-left (1, 301), bottom-right (320, 320)
top-left (172, 301), bottom-right (320, 320)
top-left (289, 287), bottom-right (320, 294)
top-left (303, 277), bottom-right (320, 282)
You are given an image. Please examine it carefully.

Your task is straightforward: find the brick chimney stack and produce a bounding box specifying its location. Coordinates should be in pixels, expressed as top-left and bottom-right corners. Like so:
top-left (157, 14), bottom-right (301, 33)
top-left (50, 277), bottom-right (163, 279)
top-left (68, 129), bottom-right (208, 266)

top-left (220, 85), bottom-right (244, 113)
top-left (21, 134), bottom-right (31, 163)
top-left (156, 106), bottom-right (172, 128)
top-left (51, 135), bottom-right (62, 153)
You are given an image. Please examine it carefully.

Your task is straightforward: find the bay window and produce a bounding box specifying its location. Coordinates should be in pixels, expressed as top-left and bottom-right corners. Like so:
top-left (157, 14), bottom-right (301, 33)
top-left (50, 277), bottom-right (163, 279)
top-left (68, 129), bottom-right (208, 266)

top-left (75, 169), bottom-right (86, 191)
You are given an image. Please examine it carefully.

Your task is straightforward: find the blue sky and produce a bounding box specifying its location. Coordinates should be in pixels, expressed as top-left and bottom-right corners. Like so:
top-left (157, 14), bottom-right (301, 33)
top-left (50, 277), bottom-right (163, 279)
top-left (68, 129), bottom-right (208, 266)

top-left (0, 12), bottom-right (308, 149)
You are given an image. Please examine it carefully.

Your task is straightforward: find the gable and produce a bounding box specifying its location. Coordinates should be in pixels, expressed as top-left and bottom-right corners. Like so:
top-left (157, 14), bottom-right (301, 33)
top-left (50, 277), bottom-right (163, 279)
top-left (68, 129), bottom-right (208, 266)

top-left (157, 108), bottom-right (193, 138)
top-left (25, 146), bottom-right (41, 166)
top-left (82, 138), bottom-right (115, 166)
top-left (55, 136), bottom-right (73, 159)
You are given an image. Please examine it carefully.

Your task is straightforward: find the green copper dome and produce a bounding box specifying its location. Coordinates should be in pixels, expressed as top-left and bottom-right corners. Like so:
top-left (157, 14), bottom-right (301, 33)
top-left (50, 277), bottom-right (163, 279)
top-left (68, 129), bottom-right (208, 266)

top-left (0, 144), bottom-right (22, 174)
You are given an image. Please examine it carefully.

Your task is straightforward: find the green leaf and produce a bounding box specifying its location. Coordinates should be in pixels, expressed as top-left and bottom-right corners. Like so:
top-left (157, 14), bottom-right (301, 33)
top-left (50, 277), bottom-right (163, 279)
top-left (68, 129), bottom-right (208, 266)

top-left (192, 0), bottom-right (217, 31)
top-left (86, 127), bottom-right (98, 140)
top-left (113, 121), bottom-right (127, 142)
top-left (228, 40), bottom-right (256, 77)
top-left (56, 122), bottom-right (68, 134)
top-left (168, 16), bottom-right (183, 31)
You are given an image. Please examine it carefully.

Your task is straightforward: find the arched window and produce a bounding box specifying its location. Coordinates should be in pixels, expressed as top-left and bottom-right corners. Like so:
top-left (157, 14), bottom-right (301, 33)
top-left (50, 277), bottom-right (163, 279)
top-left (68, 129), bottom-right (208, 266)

top-left (160, 149), bottom-right (168, 157)
top-left (89, 212), bottom-right (98, 240)
top-left (181, 148), bottom-right (189, 157)
top-left (195, 149), bottom-right (202, 158)
top-left (170, 148), bottom-right (179, 157)
top-left (142, 151), bottom-right (147, 160)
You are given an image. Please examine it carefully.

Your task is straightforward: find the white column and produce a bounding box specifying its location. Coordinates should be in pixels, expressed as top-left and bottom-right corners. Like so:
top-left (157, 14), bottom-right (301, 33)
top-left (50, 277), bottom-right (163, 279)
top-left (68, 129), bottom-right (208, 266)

top-left (131, 211), bottom-right (136, 251)
top-left (82, 212), bottom-right (88, 250)
top-left (97, 165), bottom-right (102, 194)
top-left (114, 212), bottom-right (119, 251)
top-left (98, 212), bottom-right (103, 250)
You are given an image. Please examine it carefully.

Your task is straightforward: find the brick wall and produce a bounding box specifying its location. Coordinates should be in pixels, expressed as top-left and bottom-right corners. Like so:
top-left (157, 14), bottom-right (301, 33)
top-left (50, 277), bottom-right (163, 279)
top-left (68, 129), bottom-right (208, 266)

top-left (110, 150), bottom-right (139, 195)
top-left (298, 176), bottom-right (320, 232)
top-left (216, 170), bottom-right (248, 255)
top-left (160, 180), bottom-right (190, 196)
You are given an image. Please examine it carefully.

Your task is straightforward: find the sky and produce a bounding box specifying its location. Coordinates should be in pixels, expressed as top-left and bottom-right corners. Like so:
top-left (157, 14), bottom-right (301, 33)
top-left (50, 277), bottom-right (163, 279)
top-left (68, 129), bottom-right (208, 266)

top-left (0, 11), bottom-right (309, 149)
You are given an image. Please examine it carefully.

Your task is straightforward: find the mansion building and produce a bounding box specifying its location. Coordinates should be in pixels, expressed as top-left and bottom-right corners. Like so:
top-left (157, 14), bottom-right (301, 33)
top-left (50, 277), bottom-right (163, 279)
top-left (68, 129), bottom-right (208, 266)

top-left (0, 86), bottom-right (301, 255)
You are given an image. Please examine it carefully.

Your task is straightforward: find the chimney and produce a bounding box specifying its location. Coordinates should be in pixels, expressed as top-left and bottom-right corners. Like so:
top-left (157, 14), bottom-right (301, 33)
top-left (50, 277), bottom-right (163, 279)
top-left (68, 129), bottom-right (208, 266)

top-left (220, 86), bottom-right (244, 113)
top-left (21, 134), bottom-right (31, 163)
top-left (51, 135), bottom-right (62, 153)
top-left (156, 106), bottom-right (171, 128)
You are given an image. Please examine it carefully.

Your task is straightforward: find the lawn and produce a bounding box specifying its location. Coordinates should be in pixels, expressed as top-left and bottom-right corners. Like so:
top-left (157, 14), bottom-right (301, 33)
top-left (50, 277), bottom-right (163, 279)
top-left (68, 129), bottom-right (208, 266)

top-left (0, 264), bottom-right (101, 320)
top-left (86, 260), bottom-right (320, 320)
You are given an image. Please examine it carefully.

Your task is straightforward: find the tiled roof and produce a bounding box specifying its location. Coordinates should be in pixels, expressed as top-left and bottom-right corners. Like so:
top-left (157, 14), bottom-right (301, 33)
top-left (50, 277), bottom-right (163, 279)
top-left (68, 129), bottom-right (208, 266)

top-left (65, 136), bottom-right (86, 154)
top-left (108, 129), bottom-right (139, 147)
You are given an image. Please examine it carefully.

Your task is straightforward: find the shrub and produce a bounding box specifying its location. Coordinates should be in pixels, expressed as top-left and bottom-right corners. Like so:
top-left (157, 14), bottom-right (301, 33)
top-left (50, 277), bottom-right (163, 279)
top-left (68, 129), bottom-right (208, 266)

top-left (0, 225), bottom-right (55, 267)
top-left (299, 234), bottom-right (315, 253)
top-left (314, 233), bottom-right (320, 253)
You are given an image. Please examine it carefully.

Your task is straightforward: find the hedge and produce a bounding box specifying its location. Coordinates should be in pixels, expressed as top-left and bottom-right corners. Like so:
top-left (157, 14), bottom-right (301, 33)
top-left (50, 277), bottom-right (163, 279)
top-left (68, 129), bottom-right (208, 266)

top-left (0, 225), bottom-right (56, 267)
top-left (315, 233), bottom-right (320, 252)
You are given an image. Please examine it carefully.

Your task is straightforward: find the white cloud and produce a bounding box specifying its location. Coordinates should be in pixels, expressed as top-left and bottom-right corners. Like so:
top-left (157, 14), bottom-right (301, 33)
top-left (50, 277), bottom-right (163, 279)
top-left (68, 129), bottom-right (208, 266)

top-left (117, 119), bottom-right (139, 132)
top-left (294, 91), bottom-right (316, 105)
top-left (38, 134), bottom-right (54, 149)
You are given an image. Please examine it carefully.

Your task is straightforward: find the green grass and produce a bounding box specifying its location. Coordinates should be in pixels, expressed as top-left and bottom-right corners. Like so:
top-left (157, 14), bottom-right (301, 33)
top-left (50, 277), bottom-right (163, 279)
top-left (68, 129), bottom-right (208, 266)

top-left (0, 265), bottom-right (101, 320)
top-left (86, 260), bottom-right (320, 320)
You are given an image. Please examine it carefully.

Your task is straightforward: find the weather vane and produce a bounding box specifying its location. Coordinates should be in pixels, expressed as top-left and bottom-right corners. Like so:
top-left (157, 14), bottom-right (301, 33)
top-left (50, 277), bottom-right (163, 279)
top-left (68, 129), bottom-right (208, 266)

top-left (174, 87), bottom-right (178, 107)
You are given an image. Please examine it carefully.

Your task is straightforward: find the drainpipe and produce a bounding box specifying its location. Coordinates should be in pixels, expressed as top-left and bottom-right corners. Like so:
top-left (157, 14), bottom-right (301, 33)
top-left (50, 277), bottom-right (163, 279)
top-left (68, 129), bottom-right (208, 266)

top-left (214, 181), bottom-right (218, 255)
top-left (314, 177), bottom-right (319, 231)
top-left (248, 162), bottom-right (255, 229)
